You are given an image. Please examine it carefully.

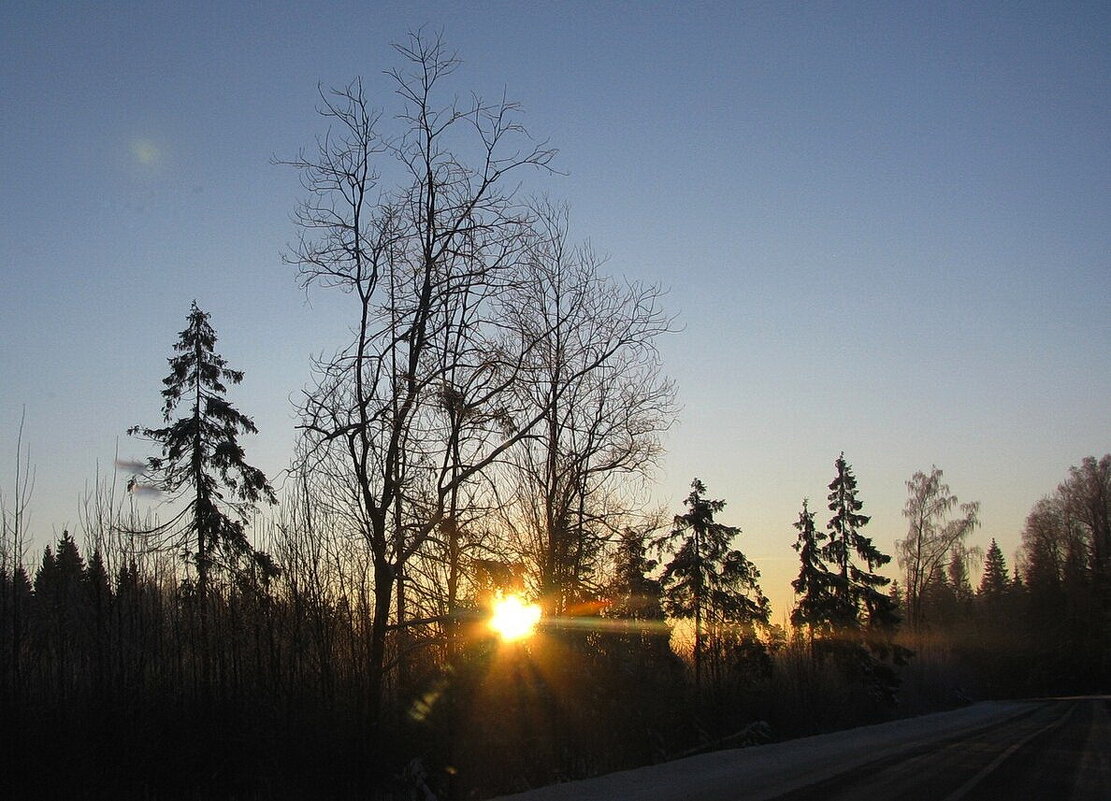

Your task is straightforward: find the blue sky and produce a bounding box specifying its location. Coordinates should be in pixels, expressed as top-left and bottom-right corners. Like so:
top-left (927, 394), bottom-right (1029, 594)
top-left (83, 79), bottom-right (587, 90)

top-left (2, 1), bottom-right (1108, 618)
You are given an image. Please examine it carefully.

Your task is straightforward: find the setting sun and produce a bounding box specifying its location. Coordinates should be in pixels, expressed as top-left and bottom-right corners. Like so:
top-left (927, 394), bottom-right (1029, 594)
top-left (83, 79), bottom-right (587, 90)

top-left (489, 594), bottom-right (542, 641)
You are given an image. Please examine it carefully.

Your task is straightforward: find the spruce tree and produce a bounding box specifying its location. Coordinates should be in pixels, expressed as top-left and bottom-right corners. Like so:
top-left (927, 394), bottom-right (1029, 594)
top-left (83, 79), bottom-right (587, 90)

top-left (33, 545), bottom-right (57, 601)
top-left (608, 527), bottom-right (665, 623)
top-left (84, 548), bottom-right (111, 685)
top-left (814, 455), bottom-right (907, 695)
top-left (129, 301), bottom-right (277, 600)
top-left (54, 533), bottom-right (88, 636)
top-left (790, 499), bottom-right (835, 638)
top-left (85, 549), bottom-right (111, 613)
top-left (32, 532), bottom-right (91, 690)
top-left (660, 479), bottom-right (769, 688)
top-left (823, 453), bottom-right (893, 630)
top-left (6, 565), bottom-right (32, 676)
top-left (979, 539), bottom-right (1009, 600)
top-left (605, 527), bottom-right (677, 676)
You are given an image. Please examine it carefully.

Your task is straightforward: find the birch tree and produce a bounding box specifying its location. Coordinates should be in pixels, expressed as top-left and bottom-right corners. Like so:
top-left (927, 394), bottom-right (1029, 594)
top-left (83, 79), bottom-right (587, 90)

top-left (897, 467), bottom-right (979, 629)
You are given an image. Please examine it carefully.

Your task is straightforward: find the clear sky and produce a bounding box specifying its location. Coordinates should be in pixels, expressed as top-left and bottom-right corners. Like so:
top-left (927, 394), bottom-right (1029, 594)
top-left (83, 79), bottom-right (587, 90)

top-left (2, 1), bottom-right (1108, 620)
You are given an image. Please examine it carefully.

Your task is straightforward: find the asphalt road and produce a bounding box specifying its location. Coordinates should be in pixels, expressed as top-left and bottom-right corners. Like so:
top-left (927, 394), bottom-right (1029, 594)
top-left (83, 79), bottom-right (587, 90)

top-left (772, 697), bottom-right (1111, 801)
top-left (495, 698), bottom-right (1110, 801)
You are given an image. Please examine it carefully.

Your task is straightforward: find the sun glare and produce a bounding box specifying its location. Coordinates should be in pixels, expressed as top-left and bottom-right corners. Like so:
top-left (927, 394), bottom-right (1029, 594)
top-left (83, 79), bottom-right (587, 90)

top-left (489, 594), bottom-right (542, 642)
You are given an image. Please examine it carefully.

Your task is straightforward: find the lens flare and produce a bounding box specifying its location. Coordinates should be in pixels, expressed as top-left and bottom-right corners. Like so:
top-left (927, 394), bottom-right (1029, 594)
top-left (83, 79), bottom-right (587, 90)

top-left (131, 138), bottom-right (160, 166)
top-left (489, 594), bottom-right (541, 641)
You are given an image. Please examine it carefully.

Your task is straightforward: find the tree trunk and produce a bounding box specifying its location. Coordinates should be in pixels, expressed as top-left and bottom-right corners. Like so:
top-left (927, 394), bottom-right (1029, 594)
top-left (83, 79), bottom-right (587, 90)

top-left (367, 556), bottom-right (394, 730)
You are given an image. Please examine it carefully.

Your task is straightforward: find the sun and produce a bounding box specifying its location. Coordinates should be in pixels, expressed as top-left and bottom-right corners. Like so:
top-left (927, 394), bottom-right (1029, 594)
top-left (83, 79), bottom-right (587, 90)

top-left (489, 594), bottom-right (542, 642)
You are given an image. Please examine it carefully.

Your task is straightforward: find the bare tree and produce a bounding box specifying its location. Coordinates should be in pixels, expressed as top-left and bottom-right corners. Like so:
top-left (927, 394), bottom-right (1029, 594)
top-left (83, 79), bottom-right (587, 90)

top-left (1058, 455), bottom-right (1111, 580)
top-left (1056, 454), bottom-right (1111, 680)
top-left (897, 467), bottom-right (980, 629)
top-left (1, 409), bottom-right (34, 576)
top-left (2, 409), bottom-right (35, 687)
top-left (499, 205), bottom-right (676, 613)
top-left (284, 31), bottom-right (558, 723)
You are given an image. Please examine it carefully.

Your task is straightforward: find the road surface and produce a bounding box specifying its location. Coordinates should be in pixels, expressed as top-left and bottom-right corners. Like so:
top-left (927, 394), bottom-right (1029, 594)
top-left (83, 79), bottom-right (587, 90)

top-left (773, 697), bottom-right (1110, 800)
top-left (493, 697), bottom-right (1111, 801)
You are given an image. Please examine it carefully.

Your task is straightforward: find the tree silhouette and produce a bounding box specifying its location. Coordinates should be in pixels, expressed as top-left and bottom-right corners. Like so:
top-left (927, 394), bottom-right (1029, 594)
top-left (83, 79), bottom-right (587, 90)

top-left (790, 499), bottom-right (834, 642)
top-left (660, 479), bottom-right (769, 688)
top-left (284, 32), bottom-right (558, 726)
top-left (979, 539), bottom-right (1009, 600)
top-left (898, 467), bottom-right (980, 629)
top-left (823, 454), bottom-right (894, 631)
top-left (501, 204), bottom-right (675, 615)
top-left (32, 532), bottom-right (91, 695)
top-left (608, 526), bottom-right (665, 623)
top-left (1057, 455), bottom-right (1111, 682)
top-left (129, 301), bottom-right (277, 600)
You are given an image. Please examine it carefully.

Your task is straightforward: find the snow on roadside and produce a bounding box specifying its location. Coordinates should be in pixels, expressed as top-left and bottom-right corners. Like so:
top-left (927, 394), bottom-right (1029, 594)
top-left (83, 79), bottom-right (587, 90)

top-left (491, 701), bottom-right (1037, 801)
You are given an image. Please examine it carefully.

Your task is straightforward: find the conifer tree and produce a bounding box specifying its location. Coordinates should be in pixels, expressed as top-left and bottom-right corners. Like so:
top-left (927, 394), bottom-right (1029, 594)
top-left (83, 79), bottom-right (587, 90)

top-left (54, 532), bottom-right (86, 586)
top-left (129, 301), bottom-right (277, 601)
top-left (4, 565), bottom-right (32, 677)
top-left (790, 499), bottom-right (835, 638)
top-left (806, 455), bottom-right (908, 695)
top-left (944, 545), bottom-right (980, 622)
top-left (84, 548), bottom-right (111, 686)
top-left (947, 550), bottom-right (974, 604)
top-left (660, 479), bottom-right (769, 687)
top-left (85, 549), bottom-right (111, 613)
top-left (33, 537), bottom-right (86, 622)
top-left (978, 539), bottom-right (1009, 600)
top-left (822, 454), bottom-right (893, 630)
top-left (608, 527), bottom-right (665, 623)
top-left (32, 532), bottom-right (90, 691)
top-left (33, 544), bottom-right (57, 601)
top-left (605, 527), bottom-right (675, 673)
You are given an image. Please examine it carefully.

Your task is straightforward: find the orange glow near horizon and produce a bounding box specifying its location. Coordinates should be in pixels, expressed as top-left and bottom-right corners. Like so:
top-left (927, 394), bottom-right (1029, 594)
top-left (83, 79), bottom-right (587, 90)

top-left (489, 594), bottom-right (542, 642)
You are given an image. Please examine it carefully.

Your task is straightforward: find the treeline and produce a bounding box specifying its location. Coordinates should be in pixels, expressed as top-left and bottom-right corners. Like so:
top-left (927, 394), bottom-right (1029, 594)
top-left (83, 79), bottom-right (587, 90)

top-left (1, 452), bottom-right (1108, 798)
top-left (895, 454), bottom-right (1111, 702)
top-left (0, 490), bottom-right (765, 798)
